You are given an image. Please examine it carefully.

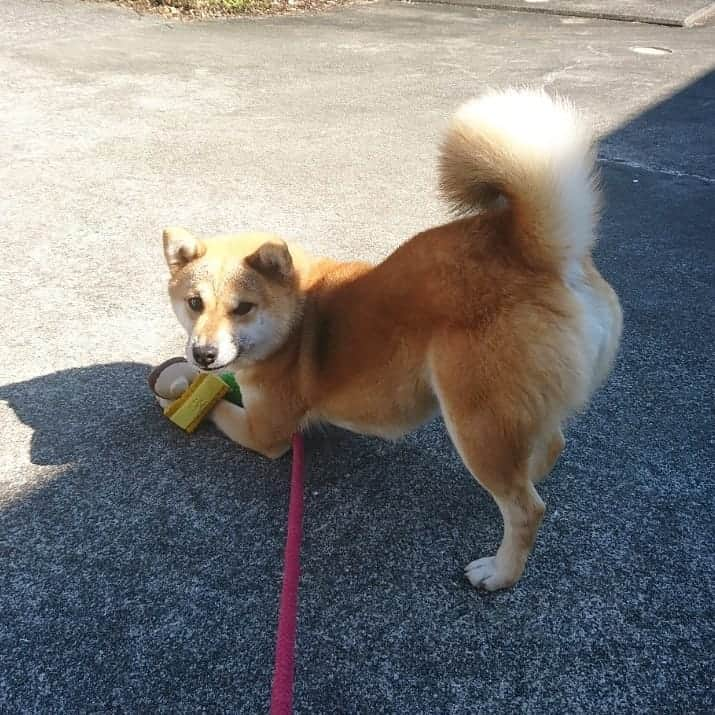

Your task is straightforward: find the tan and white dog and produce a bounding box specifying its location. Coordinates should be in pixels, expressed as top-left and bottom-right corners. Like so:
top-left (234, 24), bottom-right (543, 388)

top-left (161, 90), bottom-right (622, 591)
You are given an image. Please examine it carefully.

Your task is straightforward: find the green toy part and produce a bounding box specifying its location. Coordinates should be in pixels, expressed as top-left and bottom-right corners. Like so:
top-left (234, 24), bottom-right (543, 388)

top-left (219, 371), bottom-right (243, 406)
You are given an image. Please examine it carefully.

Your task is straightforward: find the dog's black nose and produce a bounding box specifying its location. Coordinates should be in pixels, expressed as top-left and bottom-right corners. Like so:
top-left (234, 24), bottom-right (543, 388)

top-left (192, 344), bottom-right (218, 367)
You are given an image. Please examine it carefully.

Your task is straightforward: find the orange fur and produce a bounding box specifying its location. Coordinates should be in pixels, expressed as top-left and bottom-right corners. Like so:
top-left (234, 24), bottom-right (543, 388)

top-left (162, 90), bottom-right (622, 590)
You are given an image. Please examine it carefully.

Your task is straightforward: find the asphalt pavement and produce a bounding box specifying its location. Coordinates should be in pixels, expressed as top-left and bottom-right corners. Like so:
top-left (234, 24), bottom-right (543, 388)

top-left (1, 1), bottom-right (713, 712)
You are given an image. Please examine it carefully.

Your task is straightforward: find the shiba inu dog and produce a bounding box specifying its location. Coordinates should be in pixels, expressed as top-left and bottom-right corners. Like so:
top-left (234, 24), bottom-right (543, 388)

top-left (161, 90), bottom-right (622, 590)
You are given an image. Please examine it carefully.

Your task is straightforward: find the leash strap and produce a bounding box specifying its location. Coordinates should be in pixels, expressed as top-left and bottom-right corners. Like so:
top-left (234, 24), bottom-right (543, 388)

top-left (269, 433), bottom-right (305, 715)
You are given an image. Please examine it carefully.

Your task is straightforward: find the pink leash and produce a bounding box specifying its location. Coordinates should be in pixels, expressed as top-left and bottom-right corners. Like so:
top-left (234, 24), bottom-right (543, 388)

top-left (269, 433), bottom-right (305, 715)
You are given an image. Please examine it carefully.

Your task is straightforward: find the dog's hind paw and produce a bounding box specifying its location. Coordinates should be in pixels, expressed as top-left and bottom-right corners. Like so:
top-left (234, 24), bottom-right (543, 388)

top-left (465, 556), bottom-right (519, 591)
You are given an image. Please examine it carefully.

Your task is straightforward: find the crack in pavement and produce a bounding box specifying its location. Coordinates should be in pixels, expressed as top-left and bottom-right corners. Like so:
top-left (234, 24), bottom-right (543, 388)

top-left (598, 155), bottom-right (715, 184)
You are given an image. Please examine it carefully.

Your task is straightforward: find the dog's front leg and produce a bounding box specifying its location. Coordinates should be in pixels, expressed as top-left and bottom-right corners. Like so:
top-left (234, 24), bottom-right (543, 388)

top-left (209, 400), bottom-right (292, 460)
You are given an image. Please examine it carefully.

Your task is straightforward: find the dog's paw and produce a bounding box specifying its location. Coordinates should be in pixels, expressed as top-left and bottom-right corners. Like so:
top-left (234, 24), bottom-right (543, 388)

top-left (464, 556), bottom-right (519, 591)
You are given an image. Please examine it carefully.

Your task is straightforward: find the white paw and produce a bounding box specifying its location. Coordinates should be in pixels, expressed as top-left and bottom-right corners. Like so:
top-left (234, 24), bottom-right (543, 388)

top-left (464, 556), bottom-right (518, 591)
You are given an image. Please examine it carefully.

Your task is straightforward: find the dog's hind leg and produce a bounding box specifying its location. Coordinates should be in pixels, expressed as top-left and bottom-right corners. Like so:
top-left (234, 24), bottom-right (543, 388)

top-left (529, 427), bottom-right (565, 483)
top-left (448, 413), bottom-right (545, 591)
top-left (432, 356), bottom-right (546, 591)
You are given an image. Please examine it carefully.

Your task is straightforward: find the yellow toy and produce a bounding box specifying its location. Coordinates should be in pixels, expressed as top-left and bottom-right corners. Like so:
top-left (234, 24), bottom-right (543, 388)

top-left (148, 357), bottom-right (242, 433)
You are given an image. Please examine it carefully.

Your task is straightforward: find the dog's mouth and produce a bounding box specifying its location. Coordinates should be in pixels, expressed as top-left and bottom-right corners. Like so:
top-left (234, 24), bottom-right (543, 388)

top-left (193, 361), bottom-right (233, 373)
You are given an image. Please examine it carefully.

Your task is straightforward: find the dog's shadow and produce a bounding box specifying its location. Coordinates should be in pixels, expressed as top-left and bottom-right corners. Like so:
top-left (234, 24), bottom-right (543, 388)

top-left (0, 362), bottom-right (299, 708)
top-left (0, 362), bottom-right (487, 709)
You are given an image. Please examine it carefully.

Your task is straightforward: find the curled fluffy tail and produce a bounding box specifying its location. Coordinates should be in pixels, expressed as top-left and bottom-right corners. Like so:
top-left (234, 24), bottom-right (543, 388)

top-left (439, 89), bottom-right (600, 269)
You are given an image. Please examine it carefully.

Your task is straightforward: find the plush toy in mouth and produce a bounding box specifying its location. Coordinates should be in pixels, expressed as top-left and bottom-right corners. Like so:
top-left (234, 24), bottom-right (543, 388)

top-left (148, 357), bottom-right (242, 433)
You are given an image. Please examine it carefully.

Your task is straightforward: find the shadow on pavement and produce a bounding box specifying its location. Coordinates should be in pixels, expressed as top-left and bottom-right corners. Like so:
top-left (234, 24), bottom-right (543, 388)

top-left (0, 363), bottom-right (289, 711)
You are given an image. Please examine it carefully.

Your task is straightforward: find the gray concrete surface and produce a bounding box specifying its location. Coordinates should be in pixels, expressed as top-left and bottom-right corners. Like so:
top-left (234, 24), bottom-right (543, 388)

top-left (415, 1), bottom-right (715, 27)
top-left (1, 0), bottom-right (714, 712)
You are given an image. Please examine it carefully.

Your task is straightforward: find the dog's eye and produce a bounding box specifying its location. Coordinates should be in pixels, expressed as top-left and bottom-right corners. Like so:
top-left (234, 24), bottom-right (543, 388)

top-left (233, 302), bottom-right (255, 316)
top-left (187, 296), bottom-right (203, 312)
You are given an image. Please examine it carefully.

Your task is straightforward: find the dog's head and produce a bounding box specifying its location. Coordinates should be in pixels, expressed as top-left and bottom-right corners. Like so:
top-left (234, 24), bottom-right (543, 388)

top-left (163, 227), bottom-right (302, 371)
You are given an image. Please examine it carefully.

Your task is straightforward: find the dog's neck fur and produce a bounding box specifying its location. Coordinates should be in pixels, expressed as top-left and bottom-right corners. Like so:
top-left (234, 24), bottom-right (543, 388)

top-left (234, 252), bottom-right (374, 419)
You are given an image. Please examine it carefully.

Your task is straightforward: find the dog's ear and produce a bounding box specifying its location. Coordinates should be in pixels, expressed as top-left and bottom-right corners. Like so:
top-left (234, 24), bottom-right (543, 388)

top-left (163, 227), bottom-right (205, 274)
top-left (245, 240), bottom-right (293, 282)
